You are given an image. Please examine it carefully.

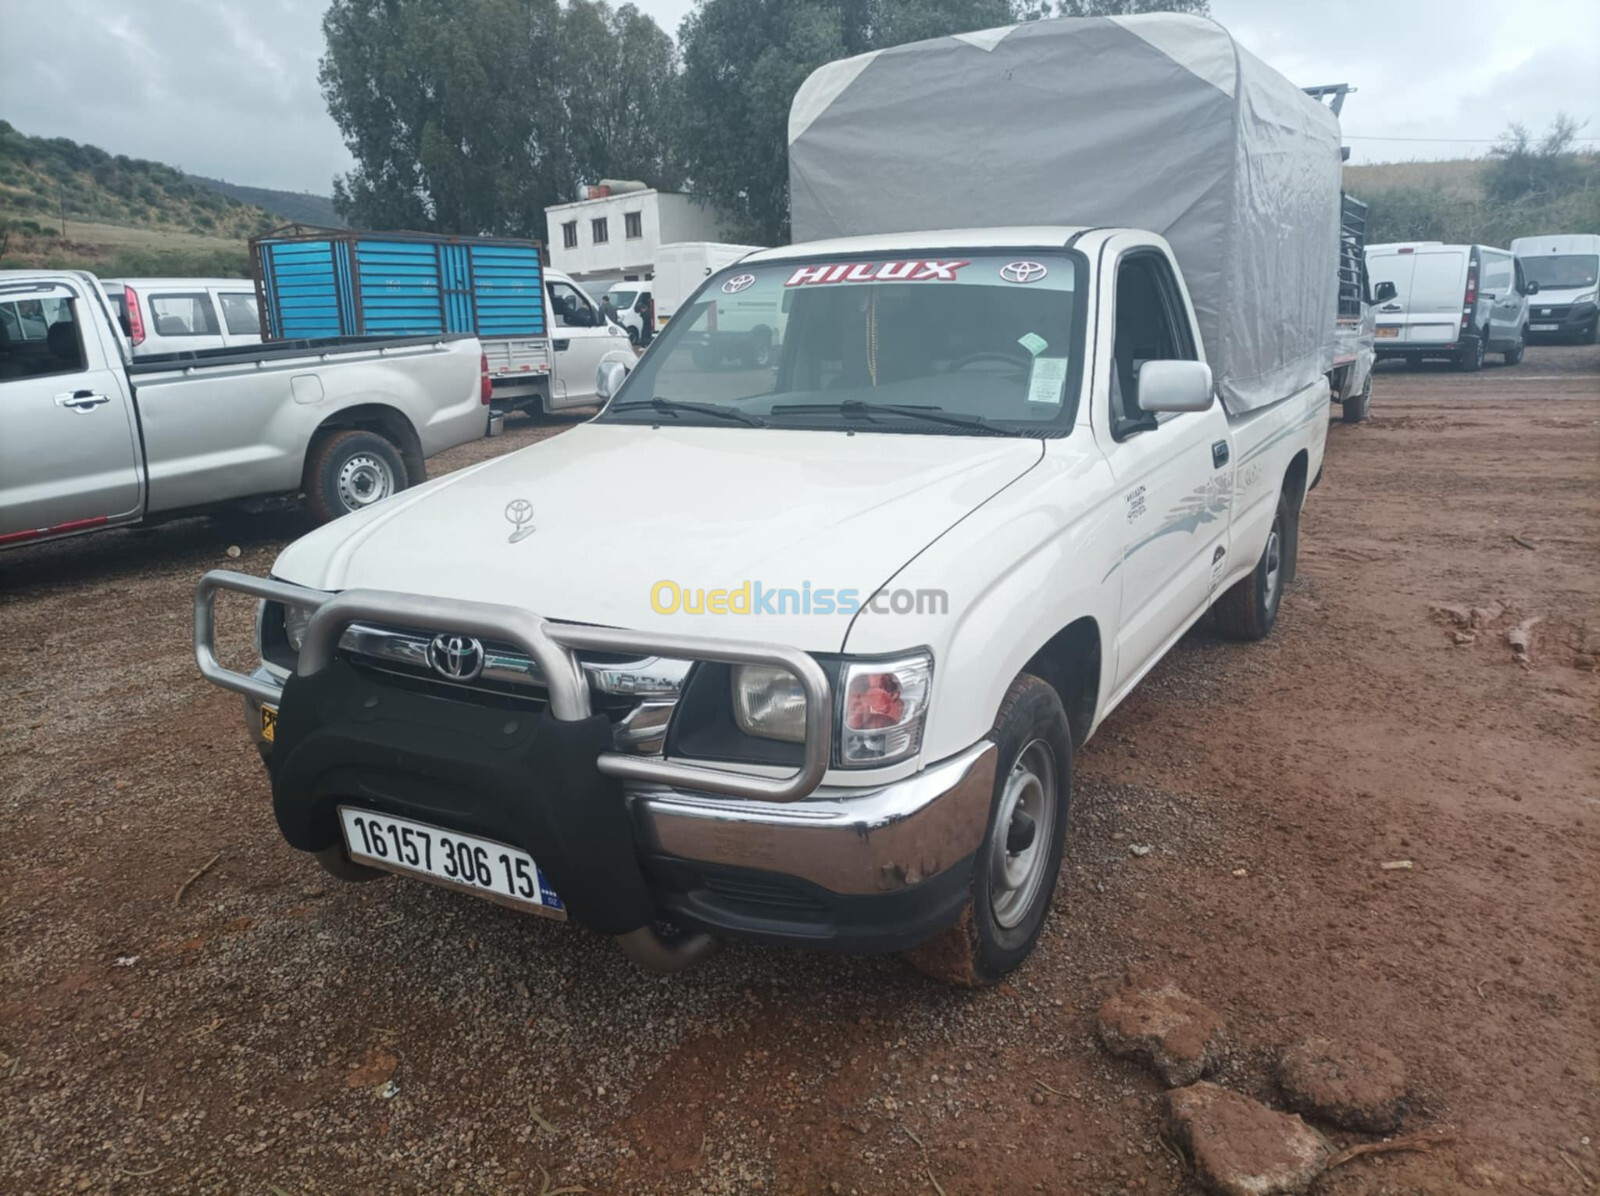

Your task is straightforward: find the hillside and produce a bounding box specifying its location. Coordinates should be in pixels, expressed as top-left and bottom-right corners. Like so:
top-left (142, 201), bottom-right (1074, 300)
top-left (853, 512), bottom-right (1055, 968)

top-left (0, 120), bottom-right (274, 275)
top-left (1345, 154), bottom-right (1600, 246)
top-left (188, 175), bottom-right (344, 229)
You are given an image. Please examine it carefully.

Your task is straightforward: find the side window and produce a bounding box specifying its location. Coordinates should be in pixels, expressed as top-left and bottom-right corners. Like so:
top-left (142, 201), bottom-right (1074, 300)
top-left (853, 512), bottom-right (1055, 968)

top-left (218, 293), bottom-right (260, 336)
top-left (547, 281), bottom-right (597, 329)
top-left (1483, 256), bottom-right (1512, 297)
top-left (0, 296), bottom-right (84, 380)
top-left (148, 292), bottom-right (220, 338)
top-left (1110, 254), bottom-right (1195, 438)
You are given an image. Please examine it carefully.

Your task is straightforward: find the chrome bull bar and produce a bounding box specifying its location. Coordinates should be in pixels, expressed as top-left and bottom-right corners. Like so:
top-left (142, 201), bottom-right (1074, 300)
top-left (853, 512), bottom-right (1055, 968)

top-left (193, 569), bottom-right (834, 803)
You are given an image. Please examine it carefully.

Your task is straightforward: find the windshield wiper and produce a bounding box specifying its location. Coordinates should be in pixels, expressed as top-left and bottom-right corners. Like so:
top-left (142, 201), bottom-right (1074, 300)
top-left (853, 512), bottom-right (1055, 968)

top-left (608, 397), bottom-right (766, 427)
top-left (770, 399), bottom-right (1022, 435)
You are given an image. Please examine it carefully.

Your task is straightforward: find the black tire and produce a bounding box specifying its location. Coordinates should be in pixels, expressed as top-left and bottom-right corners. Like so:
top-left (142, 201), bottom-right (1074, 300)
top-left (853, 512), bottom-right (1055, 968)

top-left (742, 327), bottom-right (774, 369)
top-left (1341, 371), bottom-right (1372, 423)
top-left (1213, 488), bottom-right (1292, 641)
top-left (1457, 329), bottom-right (1486, 372)
top-left (1503, 327), bottom-right (1526, 366)
top-left (626, 324), bottom-right (641, 347)
top-left (905, 674), bottom-right (1073, 987)
top-left (303, 429), bottom-right (408, 525)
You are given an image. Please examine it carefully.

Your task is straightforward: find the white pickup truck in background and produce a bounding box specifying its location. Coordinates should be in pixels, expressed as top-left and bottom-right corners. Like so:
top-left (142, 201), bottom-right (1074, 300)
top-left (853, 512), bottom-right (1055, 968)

top-left (0, 269), bottom-right (490, 548)
top-left (193, 14), bottom-right (1342, 986)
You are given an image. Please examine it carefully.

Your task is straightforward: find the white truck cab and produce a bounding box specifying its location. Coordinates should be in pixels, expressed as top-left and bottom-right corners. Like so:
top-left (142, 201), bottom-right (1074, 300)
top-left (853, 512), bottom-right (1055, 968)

top-left (1512, 233), bottom-right (1600, 344)
top-left (101, 277), bottom-right (263, 357)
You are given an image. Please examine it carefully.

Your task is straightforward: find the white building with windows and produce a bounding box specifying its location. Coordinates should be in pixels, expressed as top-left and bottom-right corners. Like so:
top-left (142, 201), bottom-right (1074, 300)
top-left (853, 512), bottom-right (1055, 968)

top-left (544, 183), bottom-right (728, 285)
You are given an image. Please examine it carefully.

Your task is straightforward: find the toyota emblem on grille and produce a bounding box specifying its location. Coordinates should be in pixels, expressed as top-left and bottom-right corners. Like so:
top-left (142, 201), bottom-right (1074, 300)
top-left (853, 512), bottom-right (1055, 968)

top-left (428, 634), bottom-right (485, 681)
top-left (999, 260), bottom-right (1048, 284)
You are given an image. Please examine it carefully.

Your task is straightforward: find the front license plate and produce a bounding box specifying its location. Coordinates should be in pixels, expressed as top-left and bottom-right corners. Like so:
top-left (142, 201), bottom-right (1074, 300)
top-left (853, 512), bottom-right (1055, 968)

top-left (1530, 323), bottom-right (1558, 331)
top-left (338, 807), bottom-right (566, 919)
top-left (1375, 326), bottom-right (1399, 338)
top-left (260, 705), bottom-right (277, 742)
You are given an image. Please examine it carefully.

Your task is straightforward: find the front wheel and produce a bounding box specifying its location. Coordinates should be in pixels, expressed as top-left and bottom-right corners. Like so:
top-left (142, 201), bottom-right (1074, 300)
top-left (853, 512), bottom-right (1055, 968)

top-left (904, 674), bottom-right (1073, 986)
top-left (1213, 488), bottom-right (1291, 641)
top-left (304, 429), bottom-right (408, 525)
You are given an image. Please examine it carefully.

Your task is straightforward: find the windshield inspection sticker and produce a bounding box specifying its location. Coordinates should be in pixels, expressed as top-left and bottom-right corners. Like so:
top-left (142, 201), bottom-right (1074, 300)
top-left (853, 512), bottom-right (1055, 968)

top-left (1017, 332), bottom-right (1049, 357)
top-left (783, 260), bottom-right (970, 287)
top-left (1027, 356), bottom-right (1069, 407)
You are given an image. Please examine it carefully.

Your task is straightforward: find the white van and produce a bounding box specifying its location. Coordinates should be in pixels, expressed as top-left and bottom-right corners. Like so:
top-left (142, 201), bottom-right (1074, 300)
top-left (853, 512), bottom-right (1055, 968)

top-left (603, 282), bottom-right (653, 346)
top-left (101, 278), bottom-right (263, 357)
top-left (1365, 243), bottom-right (1534, 370)
top-left (1511, 233), bottom-right (1600, 344)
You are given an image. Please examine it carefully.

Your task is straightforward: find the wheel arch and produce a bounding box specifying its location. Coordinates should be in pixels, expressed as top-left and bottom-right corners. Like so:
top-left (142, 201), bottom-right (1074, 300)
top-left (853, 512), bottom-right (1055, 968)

top-left (1281, 449), bottom-right (1309, 583)
top-left (308, 403), bottom-right (425, 485)
top-left (1022, 616), bottom-right (1102, 748)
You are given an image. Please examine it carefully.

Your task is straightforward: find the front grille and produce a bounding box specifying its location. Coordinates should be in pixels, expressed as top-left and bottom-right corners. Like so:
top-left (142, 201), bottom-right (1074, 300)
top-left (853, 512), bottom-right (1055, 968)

top-left (335, 622), bottom-right (687, 750)
top-left (1534, 305), bottom-right (1572, 320)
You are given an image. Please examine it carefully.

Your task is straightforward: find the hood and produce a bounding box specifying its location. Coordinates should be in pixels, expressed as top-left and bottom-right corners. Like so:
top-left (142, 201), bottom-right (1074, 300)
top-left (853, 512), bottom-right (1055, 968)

top-left (273, 422), bottom-right (1042, 651)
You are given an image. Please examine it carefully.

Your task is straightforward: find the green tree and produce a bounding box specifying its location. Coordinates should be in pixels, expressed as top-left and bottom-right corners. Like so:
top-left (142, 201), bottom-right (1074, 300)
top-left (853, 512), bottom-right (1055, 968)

top-left (678, 0), bottom-right (1013, 245)
top-left (1484, 114), bottom-right (1585, 204)
top-left (320, 0), bottom-right (682, 236)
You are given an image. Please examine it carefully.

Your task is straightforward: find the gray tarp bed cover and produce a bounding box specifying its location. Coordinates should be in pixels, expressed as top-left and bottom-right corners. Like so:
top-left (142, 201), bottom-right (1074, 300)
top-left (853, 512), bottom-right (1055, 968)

top-left (788, 13), bottom-right (1342, 415)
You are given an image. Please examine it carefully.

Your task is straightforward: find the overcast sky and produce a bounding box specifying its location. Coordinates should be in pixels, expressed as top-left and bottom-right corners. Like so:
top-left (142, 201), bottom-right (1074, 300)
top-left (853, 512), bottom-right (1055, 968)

top-left (3, 0), bottom-right (1597, 195)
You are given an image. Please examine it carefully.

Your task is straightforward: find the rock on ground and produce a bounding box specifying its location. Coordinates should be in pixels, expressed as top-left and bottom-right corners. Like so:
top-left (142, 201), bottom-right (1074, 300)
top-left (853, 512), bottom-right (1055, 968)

top-left (1277, 1036), bottom-right (1408, 1133)
top-left (1168, 1081), bottom-right (1327, 1196)
top-left (1097, 981), bottom-right (1223, 1086)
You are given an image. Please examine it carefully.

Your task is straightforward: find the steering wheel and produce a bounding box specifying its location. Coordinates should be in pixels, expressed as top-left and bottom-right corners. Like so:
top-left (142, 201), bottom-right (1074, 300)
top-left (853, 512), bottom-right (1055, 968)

top-left (944, 350), bottom-right (1029, 377)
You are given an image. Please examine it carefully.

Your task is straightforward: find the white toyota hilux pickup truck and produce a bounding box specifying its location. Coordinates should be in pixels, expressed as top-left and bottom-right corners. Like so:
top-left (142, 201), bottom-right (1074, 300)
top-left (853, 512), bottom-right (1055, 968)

top-left (196, 226), bottom-right (1326, 982)
top-left (194, 15), bottom-right (1340, 983)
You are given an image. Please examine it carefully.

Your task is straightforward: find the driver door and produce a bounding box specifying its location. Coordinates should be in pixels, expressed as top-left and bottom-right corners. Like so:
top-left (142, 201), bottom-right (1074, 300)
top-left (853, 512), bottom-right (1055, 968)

top-left (546, 279), bottom-right (624, 405)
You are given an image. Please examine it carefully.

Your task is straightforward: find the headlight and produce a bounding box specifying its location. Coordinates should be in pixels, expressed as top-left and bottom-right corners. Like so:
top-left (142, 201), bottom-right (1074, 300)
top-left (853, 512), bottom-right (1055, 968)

top-left (283, 603), bottom-right (314, 651)
top-left (839, 653), bottom-right (931, 765)
top-left (731, 664), bottom-right (808, 743)
top-left (1574, 291), bottom-right (1597, 305)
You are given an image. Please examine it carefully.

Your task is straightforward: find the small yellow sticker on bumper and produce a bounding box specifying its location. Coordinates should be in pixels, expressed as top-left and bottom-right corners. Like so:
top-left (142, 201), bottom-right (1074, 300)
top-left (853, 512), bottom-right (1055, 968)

top-left (261, 705), bottom-right (278, 743)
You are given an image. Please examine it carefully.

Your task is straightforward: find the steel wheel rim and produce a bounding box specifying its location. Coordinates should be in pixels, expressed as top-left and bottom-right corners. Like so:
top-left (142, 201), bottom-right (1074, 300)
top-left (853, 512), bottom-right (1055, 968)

top-left (1263, 523), bottom-right (1282, 609)
top-left (989, 738), bottom-right (1057, 929)
top-left (336, 454), bottom-right (393, 511)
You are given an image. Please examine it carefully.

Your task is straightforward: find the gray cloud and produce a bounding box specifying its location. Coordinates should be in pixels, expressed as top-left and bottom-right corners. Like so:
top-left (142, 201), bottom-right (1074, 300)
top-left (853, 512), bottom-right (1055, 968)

top-left (2, 0), bottom-right (1594, 195)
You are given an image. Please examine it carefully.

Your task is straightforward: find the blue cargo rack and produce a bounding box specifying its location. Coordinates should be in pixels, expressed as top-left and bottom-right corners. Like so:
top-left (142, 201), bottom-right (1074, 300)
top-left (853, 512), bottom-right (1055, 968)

top-left (249, 226), bottom-right (546, 342)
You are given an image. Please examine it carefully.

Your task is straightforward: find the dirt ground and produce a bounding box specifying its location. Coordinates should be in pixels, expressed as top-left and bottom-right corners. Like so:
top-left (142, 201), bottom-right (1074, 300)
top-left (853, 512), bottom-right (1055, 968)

top-left (2, 346), bottom-right (1596, 1195)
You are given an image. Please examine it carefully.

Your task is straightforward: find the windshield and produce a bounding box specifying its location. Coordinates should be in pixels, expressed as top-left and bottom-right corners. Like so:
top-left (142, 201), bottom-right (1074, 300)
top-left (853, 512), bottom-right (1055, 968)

top-left (608, 289), bottom-right (638, 306)
top-left (1520, 254), bottom-right (1598, 291)
top-left (599, 251), bottom-right (1085, 436)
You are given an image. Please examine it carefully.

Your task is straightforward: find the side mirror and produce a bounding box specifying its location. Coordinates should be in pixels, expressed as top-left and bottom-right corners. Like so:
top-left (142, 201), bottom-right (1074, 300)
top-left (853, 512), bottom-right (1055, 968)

top-left (1136, 360), bottom-right (1214, 414)
top-left (1373, 280), bottom-right (1397, 303)
top-left (596, 358), bottom-right (630, 401)
top-left (1524, 280), bottom-right (1540, 295)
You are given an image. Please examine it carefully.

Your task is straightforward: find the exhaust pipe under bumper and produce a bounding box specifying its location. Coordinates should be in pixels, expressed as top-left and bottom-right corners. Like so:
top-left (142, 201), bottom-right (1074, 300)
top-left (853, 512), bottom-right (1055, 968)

top-left (615, 925), bottom-right (720, 974)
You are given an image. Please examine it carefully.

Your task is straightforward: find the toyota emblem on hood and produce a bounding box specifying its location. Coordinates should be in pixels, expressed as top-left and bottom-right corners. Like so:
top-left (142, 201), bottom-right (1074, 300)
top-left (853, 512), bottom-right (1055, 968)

top-left (505, 498), bottom-right (536, 543)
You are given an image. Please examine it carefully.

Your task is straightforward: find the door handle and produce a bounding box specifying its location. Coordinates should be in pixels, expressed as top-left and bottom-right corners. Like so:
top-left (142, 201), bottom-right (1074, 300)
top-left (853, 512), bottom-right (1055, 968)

top-left (55, 390), bottom-right (112, 412)
top-left (1212, 440), bottom-right (1230, 468)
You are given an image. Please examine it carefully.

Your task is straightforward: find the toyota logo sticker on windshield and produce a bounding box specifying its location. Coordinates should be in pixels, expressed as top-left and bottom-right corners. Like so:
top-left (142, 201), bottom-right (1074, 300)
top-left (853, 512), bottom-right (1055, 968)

top-left (1000, 261), bottom-right (1049, 284)
top-left (722, 274), bottom-right (756, 294)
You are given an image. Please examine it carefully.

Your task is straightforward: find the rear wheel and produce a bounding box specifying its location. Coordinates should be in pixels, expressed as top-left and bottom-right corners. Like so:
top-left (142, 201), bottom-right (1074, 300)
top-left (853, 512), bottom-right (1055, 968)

top-left (1503, 327), bottom-right (1526, 366)
top-left (904, 674), bottom-right (1073, 987)
top-left (1213, 488), bottom-right (1292, 641)
top-left (1457, 329), bottom-right (1486, 372)
top-left (1341, 370), bottom-right (1373, 423)
top-left (304, 429), bottom-right (408, 525)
